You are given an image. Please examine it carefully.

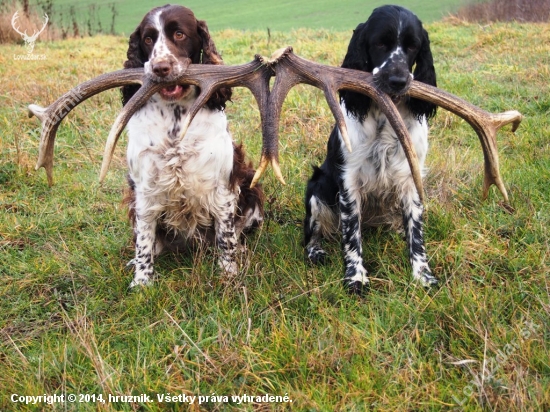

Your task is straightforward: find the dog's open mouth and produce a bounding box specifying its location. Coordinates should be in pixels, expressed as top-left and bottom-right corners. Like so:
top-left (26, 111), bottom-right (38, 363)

top-left (159, 84), bottom-right (191, 101)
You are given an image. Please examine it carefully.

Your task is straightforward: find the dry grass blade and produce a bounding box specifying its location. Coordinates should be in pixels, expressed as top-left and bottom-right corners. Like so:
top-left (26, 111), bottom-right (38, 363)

top-left (164, 310), bottom-right (220, 373)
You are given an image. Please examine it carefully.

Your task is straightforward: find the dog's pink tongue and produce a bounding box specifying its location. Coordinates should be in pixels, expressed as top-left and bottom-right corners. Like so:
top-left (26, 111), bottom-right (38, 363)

top-left (160, 84), bottom-right (185, 99)
top-left (162, 85), bottom-right (180, 94)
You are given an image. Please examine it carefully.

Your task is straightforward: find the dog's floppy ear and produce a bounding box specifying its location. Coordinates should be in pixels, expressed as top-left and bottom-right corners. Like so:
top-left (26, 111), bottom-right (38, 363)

top-left (409, 28), bottom-right (437, 120)
top-left (124, 27), bottom-right (147, 69)
top-left (341, 22), bottom-right (369, 71)
top-left (196, 19), bottom-right (232, 110)
top-left (197, 19), bottom-right (224, 65)
top-left (122, 27), bottom-right (147, 106)
top-left (340, 23), bottom-right (372, 122)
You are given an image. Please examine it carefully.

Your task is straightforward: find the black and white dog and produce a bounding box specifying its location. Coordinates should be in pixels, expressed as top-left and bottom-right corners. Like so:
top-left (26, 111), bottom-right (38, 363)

top-left (304, 5), bottom-right (438, 294)
top-left (122, 5), bottom-right (264, 287)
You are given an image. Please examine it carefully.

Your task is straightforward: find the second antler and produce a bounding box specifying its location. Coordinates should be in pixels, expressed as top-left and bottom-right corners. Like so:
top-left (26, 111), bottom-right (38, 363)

top-left (28, 47), bottom-right (521, 203)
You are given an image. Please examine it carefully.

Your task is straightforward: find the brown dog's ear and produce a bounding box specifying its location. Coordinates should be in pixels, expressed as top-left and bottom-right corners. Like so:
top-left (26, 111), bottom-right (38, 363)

top-left (197, 19), bottom-right (224, 65)
top-left (122, 27), bottom-right (146, 106)
top-left (196, 19), bottom-right (232, 110)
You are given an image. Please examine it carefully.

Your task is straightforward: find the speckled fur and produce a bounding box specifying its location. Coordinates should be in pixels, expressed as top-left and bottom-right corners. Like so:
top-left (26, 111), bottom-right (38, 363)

top-left (122, 5), bottom-right (263, 287)
top-left (304, 5), bottom-right (439, 294)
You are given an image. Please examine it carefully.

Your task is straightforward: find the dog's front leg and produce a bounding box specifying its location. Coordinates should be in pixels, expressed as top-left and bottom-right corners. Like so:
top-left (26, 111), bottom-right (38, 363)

top-left (129, 207), bottom-right (161, 288)
top-left (339, 187), bottom-right (369, 294)
top-left (216, 190), bottom-right (238, 275)
top-left (401, 188), bottom-right (438, 287)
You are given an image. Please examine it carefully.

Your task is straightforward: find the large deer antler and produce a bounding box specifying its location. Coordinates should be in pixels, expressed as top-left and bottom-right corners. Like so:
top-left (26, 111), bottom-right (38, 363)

top-left (28, 47), bottom-right (521, 202)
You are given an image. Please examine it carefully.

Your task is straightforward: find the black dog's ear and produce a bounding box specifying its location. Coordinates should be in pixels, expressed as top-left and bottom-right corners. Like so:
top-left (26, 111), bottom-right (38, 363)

top-left (340, 23), bottom-right (372, 122)
top-left (341, 22), bottom-right (369, 71)
top-left (121, 28), bottom-right (147, 106)
top-left (409, 28), bottom-right (437, 120)
top-left (196, 19), bottom-right (232, 110)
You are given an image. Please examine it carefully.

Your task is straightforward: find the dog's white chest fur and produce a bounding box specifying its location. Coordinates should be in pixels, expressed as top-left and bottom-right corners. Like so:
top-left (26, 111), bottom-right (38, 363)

top-left (340, 102), bottom-right (429, 226)
top-left (342, 102), bottom-right (428, 193)
top-left (126, 93), bottom-right (235, 236)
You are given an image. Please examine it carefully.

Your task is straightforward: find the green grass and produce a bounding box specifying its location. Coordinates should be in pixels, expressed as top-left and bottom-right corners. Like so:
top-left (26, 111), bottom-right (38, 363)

top-left (28, 0), bottom-right (464, 34)
top-left (1, 22), bottom-right (549, 411)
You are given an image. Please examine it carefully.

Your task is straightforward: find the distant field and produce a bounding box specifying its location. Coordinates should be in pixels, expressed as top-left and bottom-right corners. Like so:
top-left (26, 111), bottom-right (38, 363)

top-left (29, 0), bottom-right (464, 34)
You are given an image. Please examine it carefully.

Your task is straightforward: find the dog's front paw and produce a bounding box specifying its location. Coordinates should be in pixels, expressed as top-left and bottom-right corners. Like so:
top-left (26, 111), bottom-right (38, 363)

top-left (343, 265), bottom-right (370, 296)
top-left (219, 258), bottom-right (238, 276)
top-left (128, 260), bottom-right (156, 289)
top-left (306, 245), bottom-right (328, 265)
top-left (128, 275), bottom-right (154, 289)
top-left (415, 266), bottom-right (438, 288)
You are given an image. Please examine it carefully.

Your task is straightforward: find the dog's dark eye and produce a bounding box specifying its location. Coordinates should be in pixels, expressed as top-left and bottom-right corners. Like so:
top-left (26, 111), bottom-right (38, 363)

top-left (407, 45), bottom-right (419, 52)
top-left (144, 37), bottom-right (153, 45)
top-left (375, 42), bottom-right (386, 49)
top-left (174, 31), bottom-right (185, 40)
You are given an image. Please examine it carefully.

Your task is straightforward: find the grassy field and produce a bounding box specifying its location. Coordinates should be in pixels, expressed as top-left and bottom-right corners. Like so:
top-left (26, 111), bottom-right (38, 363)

top-left (26, 0), bottom-right (464, 34)
top-left (1, 21), bottom-right (549, 411)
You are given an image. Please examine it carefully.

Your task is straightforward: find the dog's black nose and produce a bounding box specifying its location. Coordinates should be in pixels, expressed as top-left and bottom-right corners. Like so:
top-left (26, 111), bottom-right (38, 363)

top-left (388, 75), bottom-right (409, 90)
top-left (152, 61), bottom-right (172, 77)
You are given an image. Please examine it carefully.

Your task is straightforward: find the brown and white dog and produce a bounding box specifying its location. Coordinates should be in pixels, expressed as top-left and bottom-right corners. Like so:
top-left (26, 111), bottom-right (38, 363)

top-left (122, 5), bottom-right (264, 287)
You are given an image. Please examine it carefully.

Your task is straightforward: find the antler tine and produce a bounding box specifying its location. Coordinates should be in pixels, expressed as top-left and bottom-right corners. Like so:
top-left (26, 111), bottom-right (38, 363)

top-left (39, 13), bottom-right (49, 34)
top-left (28, 68), bottom-right (145, 185)
top-left (99, 79), bottom-right (165, 182)
top-left (11, 11), bottom-right (25, 36)
top-left (321, 86), bottom-right (353, 153)
top-left (408, 82), bottom-right (522, 202)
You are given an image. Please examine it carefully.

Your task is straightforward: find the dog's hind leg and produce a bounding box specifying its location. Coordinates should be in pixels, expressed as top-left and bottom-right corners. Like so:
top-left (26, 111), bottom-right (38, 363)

top-left (304, 165), bottom-right (339, 265)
